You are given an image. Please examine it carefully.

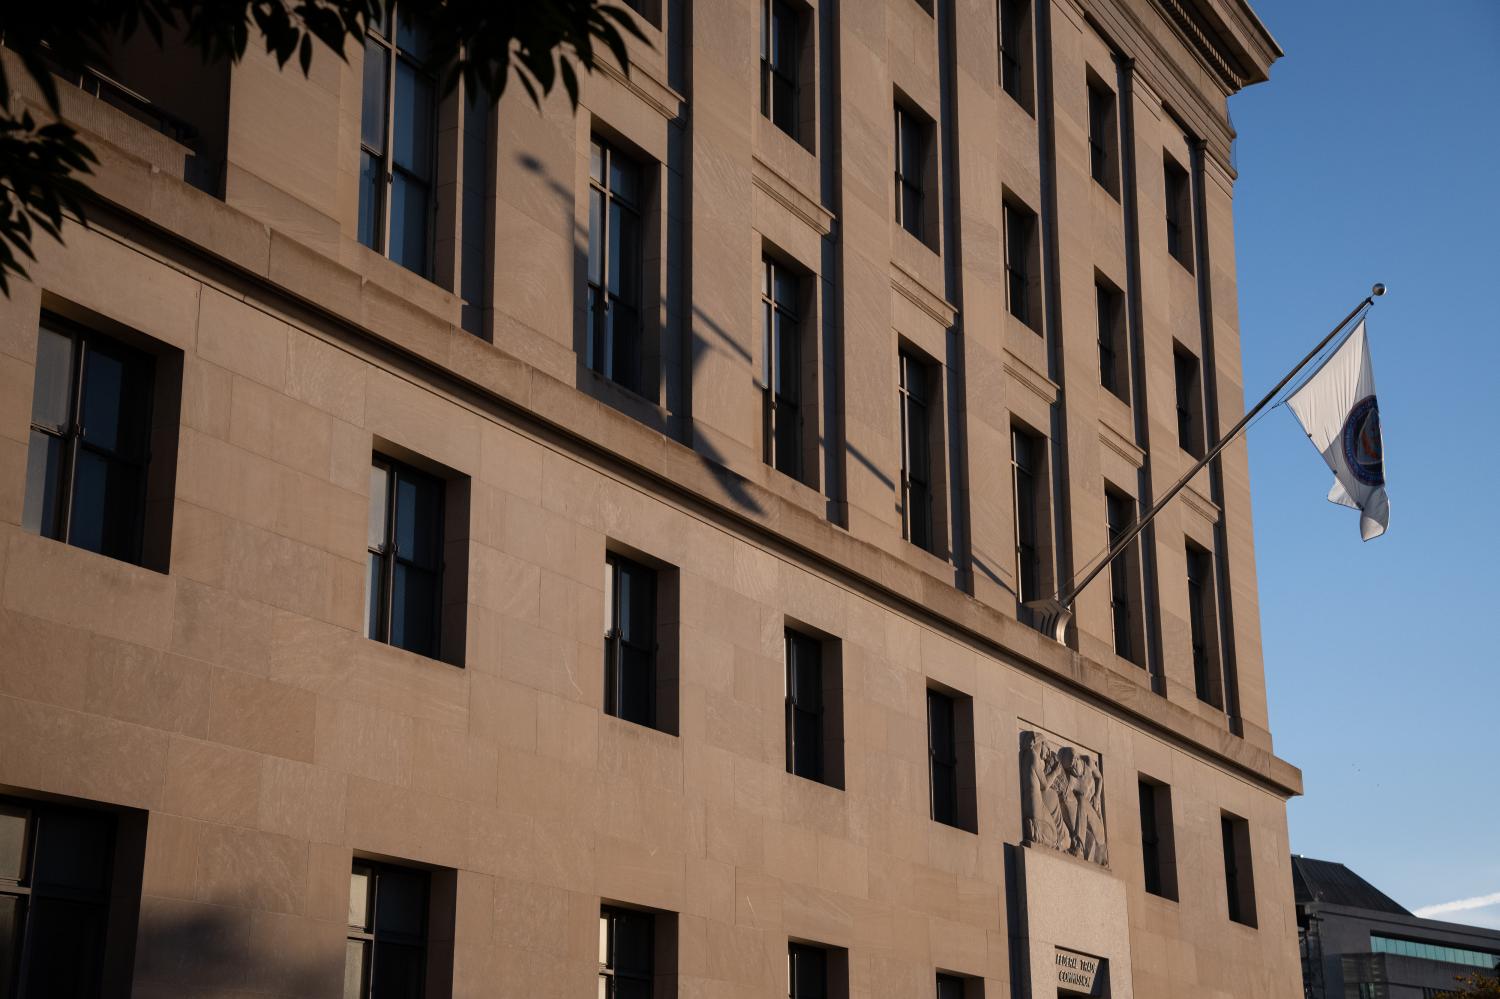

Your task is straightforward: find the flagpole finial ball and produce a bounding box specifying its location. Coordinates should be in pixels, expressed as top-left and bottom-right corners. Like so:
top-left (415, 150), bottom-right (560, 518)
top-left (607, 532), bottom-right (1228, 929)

top-left (1372, 283), bottom-right (1387, 297)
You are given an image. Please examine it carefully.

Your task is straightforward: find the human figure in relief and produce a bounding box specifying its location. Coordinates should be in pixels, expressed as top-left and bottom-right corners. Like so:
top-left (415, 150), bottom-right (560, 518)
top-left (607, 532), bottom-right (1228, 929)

top-left (1058, 747), bottom-right (1085, 856)
top-left (1073, 753), bottom-right (1109, 865)
top-left (1022, 732), bottom-right (1065, 849)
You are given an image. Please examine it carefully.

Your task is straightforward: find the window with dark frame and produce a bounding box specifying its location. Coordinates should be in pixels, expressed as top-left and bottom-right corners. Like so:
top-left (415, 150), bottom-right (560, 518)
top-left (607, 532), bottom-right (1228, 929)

top-left (1187, 543), bottom-right (1222, 707)
top-left (23, 315), bottom-right (155, 568)
top-left (1088, 78), bottom-right (1118, 195)
top-left (603, 553), bottom-right (658, 729)
top-left (1138, 778), bottom-right (1177, 900)
top-left (763, 256), bottom-right (806, 483)
top-left (599, 906), bottom-right (654, 998)
top-left (785, 629), bottom-right (824, 783)
top-left (1139, 780), bottom-right (1163, 896)
top-left (899, 349), bottom-right (936, 553)
top-left (936, 972), bottom-right (967, 999)
top-left (0, 797), bottom-right (120, 999)
top-left (1004, 200), bottom-right (1039, 330)
top-left (1105, 488), bottom-right (1141, 666)
top-left (894, 103), bottom-right (930, 243)
top-left (927, 688), bottom-right (960, 827)
top-left (345, 860), bottom-right (430, 999)
top-left (1174, 346), bottom-right (1204, 458)
top-left (998, 0), bottom-right (1033, 111)
top-left (366, 456), bottom-right (445, 660)
top-left (358, 3), bottom-right (438, 277)
top-left (1096, 278), bottom-right (1127, 402)
top-left (789, 942), bottom-right (828, 999)
top-left (1011, 426), bottom-right (1044, 607)
top-left (761, 0), bottom-right (800, 139)
top-left (587, 137), bottom-right (647, 396)
top-left (1221, 813), bottom-right (1256, 926)
top-left (1164, 155), bottom-right (1193, 270)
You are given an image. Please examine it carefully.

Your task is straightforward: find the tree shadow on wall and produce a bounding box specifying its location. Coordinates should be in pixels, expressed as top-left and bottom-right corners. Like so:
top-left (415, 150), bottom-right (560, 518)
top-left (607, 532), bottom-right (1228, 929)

top-left (518, 149), bottom-right (768, 519)
top-left (127, 902), bottom-right (343, 998)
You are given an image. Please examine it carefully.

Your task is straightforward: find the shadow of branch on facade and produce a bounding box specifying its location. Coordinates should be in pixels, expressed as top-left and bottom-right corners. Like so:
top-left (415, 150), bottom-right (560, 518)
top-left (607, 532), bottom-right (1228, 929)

top-left (516, 148), bottom-right (769, 519)
top-left (682, 305), bottom-right (763, 516)
top-left (131, 901), bottom-right (341, 998)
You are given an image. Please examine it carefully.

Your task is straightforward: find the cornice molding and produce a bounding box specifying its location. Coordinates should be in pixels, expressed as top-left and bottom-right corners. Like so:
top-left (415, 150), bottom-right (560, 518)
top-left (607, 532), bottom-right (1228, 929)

top-left (890, 260), bottom-right (958, 328)
top-left (1003, 350), bottom-right (1061, 407)
top-left (1099, 420), bottom-right (1146, 469)
top-left (596, 58), bottom-right (685, 124)
top-left (1182, 479), bottom-right (1224, 526)
top-left (1147, 0), bottom-right (1282, 92)
top-left (752, 154), bottom-right (836, 238)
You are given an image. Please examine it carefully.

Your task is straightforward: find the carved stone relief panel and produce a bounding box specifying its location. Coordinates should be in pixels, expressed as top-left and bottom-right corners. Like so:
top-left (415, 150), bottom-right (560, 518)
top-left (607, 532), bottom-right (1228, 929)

top-left (1020, 728), bottom-right (1109, 867)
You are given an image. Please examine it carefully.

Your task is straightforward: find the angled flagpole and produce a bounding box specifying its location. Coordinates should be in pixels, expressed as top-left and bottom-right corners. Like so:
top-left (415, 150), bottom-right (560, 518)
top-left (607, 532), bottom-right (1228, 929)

top-left (1025, 283), bottom-right (1387, 644)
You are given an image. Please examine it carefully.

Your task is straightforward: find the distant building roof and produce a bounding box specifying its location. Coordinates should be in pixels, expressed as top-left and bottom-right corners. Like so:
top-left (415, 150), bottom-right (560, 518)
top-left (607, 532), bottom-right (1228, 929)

top-left (1291, 856), bottom-right (1410, 915)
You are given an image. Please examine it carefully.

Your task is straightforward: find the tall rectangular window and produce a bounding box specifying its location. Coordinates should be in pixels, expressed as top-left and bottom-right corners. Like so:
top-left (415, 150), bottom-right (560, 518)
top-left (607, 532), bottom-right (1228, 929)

top-left (1173, 346), bottom-right (1204, 458)
top-left (1187, 543), bottom-right (1223, 708)
top-left (23, 316), bottom-right (155, 567)
top-left (1004, 199), bottom-right (1040, 331)
top-left (1096, 277), bottom-right (1127, 402)
top-left (603, 554), bottom-right (658, 729)
top-left (1164, 155), bottom-right (1193, 270)
top-left (599, 907), bottom-right (654, 997)
top-left (763, 257), bottom-right (807, 483)
top-left (367, 457), bottom-right (445, 660)
top-left (0, 797), bottom-right (126, 999)
top-left (894, 102), bottom-right (932, 243)
top-left (345, 860), bottom-right (430, 999)
top-left (587, 137), bottom-right (646, 395)
top-left (1138, 778), bottom-right (1178, 900)
top-left (1105, 488), bottom-right (1143, 666)
top-left (359, 4), bottom-right (437, 277)
top-left (785, 630), bottom-right (824, 782)
top-left (1011, 426), bottom-right (1044, 607)
top-left (761, 0), bottom-right (800, 139)
top-left (789, 942), bottom-right (827, 999)
top-left (1221, 814), bottom-right (1256, 926)
top-left (899, 349), bottom-right (936, 553)
top-left (927, 689), bottom-right (960, 827)
top-left (1088, 78), bottom-right (1118, 195)
top-left (998, 0), bottom-right (1033, 112)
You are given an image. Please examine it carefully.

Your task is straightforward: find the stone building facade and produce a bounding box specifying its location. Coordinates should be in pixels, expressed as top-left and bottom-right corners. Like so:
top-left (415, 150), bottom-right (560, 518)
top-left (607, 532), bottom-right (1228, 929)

top-left (0, 0), bottom-right (1299, 996)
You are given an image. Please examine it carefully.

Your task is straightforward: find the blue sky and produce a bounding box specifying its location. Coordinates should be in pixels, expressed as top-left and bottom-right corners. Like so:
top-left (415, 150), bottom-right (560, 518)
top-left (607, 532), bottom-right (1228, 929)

top-left (1229, 0), bottom-right (1500, 926)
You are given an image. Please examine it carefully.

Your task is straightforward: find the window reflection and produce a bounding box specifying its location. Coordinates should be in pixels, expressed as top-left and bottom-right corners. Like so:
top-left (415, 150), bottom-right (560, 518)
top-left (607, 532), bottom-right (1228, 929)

top-left (22, 316), bottom-right (155, 567)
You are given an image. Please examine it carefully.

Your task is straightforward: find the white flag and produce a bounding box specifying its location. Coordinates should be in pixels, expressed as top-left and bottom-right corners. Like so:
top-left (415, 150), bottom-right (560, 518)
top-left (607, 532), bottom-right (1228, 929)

top-left (1287, 319), bottom-right (1389, 540)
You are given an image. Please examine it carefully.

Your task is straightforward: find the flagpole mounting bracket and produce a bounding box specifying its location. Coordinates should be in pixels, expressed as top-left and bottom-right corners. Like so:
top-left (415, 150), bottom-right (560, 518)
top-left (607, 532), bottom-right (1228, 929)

top-left (1023, 598), bottom-right (1073, 645)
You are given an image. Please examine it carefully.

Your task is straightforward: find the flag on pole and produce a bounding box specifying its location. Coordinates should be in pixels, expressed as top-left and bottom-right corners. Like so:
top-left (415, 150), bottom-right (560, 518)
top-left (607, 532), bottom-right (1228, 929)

top-left (1287, 319), bottom-right (1389, 540)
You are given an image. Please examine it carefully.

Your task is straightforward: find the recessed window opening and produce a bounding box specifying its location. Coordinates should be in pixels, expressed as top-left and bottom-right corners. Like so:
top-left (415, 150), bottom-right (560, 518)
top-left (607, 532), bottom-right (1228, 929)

top-left (358, 3), bottom-right (438, 277)
top-left (899, 348), bottom-right (938, 553)
top-left (587, 137), bottom-right (647, 395)
top-left (761, 0), bottom-right (803, 140)
top-left (763, 255), bottom-right (809, 484)
top-left (367, 456), bottom-right (446, 660)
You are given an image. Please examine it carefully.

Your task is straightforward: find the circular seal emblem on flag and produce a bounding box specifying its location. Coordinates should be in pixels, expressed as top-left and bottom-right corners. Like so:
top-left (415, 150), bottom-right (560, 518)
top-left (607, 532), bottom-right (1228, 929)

top-left (1341, 395), bottom-right (1384, 487)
